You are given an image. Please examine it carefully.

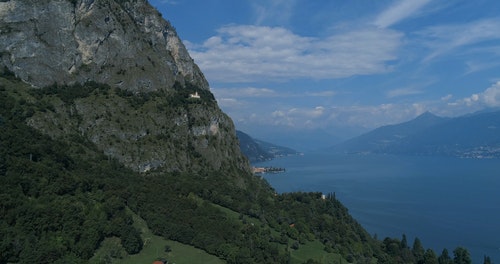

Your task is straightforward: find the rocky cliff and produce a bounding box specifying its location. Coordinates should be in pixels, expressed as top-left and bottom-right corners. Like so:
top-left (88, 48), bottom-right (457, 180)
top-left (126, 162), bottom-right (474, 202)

top-left (0, 0), bottom-right (249, 174)
top-left (0, 0), bottom-right (208, 92)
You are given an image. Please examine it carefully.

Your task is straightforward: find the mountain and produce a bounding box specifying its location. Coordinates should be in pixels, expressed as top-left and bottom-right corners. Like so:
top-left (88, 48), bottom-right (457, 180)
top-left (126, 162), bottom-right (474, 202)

top-left (0, 0), bottom-right (246, 174)
top-left (332, 111), bottom-right (500, 158)
top-left (0, 1), bottom-right (474, 263)
top-left (245, 127), bottom-right (345, 151)
top-left (0, 0), bottom-right (208, 92)
top-left (236, 130), bottom-right (273, 163)
top-left (236, 130), bottom-right (300, 163)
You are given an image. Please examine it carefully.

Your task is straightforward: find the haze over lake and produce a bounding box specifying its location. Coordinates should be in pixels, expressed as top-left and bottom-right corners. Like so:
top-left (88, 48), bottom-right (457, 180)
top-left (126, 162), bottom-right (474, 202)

top-left (258, 152), bottom-right (500, 263)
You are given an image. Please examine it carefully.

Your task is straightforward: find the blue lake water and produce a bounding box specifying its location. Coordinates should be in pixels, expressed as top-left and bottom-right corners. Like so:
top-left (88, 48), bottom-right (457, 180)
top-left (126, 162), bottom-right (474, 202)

top-left (257, 152), bottom-right (500, 263)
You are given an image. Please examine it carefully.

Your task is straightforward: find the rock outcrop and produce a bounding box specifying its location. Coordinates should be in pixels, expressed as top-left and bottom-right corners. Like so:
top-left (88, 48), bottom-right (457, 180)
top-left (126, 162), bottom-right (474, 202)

top-left (0, 0), bottom-right (208, 92)
top-left (0, 0), bottom-right (250, 174)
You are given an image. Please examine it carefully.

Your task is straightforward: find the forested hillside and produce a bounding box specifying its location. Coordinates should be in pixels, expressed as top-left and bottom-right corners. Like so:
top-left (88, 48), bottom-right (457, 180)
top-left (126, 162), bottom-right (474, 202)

top-left (0, 69), bottom-right (482, 264)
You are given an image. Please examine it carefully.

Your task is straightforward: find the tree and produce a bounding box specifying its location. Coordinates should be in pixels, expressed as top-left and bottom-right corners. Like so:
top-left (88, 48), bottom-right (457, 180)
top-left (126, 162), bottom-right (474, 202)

top-left (164, 244), bottom-right (172, 253)
top-left (423, 249), bottom-right (438, 264)
top-left (453, 247), bottom-right (471, 264)
top-left (483, 255), bottom-right (492, 264)
top-left (120, 226), bottom-right (143, 254)
top-left (412, 237), bottom-right (425, 263)
top-left (438, 248), bottom-right (453, 264)
top-left (401, 234), bottom-right (408, 249)
top-left (400, 234), bottom-right (413, 262)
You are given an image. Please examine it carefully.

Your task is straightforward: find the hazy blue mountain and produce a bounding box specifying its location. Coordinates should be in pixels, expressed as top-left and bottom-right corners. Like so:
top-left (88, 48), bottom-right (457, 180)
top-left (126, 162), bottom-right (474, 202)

top-left (332, 110), bottom-right (500, 158)
top-left (244, 127), bottom-right (346, 151)
top-left (237, 130), bottom-right (300, 163)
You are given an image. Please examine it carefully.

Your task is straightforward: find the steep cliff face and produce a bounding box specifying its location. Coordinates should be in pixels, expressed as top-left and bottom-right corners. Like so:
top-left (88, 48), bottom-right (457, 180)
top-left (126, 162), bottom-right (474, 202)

top-left (0, 0), bottom-right (208, 91)
top-left (0, 0), bottom-right (249, 174)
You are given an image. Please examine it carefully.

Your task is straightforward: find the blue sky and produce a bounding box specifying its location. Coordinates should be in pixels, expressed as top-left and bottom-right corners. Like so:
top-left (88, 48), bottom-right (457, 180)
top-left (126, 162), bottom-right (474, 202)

top-left (149, 0), bottom-right (500, 147)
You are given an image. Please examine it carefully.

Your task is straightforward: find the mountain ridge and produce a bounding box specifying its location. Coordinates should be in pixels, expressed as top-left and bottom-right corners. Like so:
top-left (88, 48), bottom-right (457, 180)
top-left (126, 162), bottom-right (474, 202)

top-left (332, 110), bottom-right (500, 158)
top-left (236, 130), bottom-right (300, 163)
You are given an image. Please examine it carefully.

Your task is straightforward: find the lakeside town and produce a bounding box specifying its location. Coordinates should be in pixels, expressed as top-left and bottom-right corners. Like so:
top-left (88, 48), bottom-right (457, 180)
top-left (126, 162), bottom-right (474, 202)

top-left (252, 166), bottom-right (286, 174)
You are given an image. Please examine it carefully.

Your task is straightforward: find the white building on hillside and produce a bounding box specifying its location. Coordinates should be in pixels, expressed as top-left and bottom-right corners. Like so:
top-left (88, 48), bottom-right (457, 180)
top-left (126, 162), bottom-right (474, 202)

top-left (189, 92), bottom-right (200, 99)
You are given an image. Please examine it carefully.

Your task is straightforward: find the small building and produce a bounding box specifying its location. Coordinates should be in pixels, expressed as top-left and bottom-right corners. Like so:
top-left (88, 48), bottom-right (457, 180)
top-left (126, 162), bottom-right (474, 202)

top-left (189, 91), bottom-right (200, 99)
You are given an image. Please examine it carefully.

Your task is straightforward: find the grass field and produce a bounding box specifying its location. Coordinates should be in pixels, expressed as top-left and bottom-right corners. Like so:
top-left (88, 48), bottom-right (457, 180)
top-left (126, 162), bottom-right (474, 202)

top-left (289, 239), bottom-right (347, 264)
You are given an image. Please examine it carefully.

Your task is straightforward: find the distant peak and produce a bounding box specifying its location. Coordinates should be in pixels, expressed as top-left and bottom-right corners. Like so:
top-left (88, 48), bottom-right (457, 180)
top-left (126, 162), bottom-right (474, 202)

top-left (414, 111), bottom-right (440, 121)
top-left (418, 111), bottom-right (436, 117)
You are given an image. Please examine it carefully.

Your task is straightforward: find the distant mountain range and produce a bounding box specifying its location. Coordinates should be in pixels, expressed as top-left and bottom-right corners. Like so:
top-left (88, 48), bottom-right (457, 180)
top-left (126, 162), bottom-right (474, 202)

top-left (331, 110), bottom-right (500, 158)
top-left (236, 130), bottom-right (300, 163)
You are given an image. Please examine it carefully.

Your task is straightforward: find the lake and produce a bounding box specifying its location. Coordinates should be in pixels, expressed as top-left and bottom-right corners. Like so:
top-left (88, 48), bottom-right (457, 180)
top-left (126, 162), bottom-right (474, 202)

top-left (257, 152), bottom-right (500, 263)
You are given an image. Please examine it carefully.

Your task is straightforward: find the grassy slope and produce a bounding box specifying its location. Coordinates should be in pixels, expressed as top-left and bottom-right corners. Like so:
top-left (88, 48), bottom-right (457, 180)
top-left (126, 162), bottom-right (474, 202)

top-left (212, 199), bottom-right (348, 264)
top-left (90, 208), bottom-right (224, 264)
top-left (89, 198), bottom-right (348, 264)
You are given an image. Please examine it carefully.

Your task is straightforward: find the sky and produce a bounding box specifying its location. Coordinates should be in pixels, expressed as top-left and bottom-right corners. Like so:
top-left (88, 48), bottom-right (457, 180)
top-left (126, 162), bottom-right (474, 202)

top-left (149, 0), bottom-right (500, 149)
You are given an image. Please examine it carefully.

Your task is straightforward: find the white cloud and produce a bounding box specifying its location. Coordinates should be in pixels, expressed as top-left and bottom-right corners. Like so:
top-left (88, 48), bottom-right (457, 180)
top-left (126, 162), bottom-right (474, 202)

top-left (374, 0), bottom-right (432, 28)
top-left (447, 81), bottom-right (500, 110)
top-left (482, 82), bottom-right (500, 107)
top-left (232, 102), bottom-right (427, 131)
top-left (221, 82), bottom-right (500, 134)
top-left (418, 18), bottom-right (500, 62)
top-left (216, 98), bottom-right (241, 108)
top-left (441, 94), bottom-right (453, 101)
top-left (187, 25), bottom-right (402, 83)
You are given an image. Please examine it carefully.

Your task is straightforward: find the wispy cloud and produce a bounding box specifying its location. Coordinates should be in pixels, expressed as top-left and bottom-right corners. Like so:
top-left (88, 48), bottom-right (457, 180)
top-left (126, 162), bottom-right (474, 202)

top-left (418, 18), bottom-right (500, 62)
top-left (187, 25), bottom-right (402, 83)
top-left (465, 60), bottom-right (500, 75)
top-left (212, 87), bottom-right (277, 98)
top-left (441, 94), bottom-right (453, 101)
top-left (212, 87), bottom-right (336, 99)
top-left (374, 0), bottom-right (432, 28)
top-left (306, 91), bottom-right (336, 97)
top-left (221, 81), bottom-right (500, 132)
top-left (222, 98), bottom-right (428, 131)
top-left (387, 87), bottom-right (424, 98)
top-left (252, 0), bottom-right (297, 25)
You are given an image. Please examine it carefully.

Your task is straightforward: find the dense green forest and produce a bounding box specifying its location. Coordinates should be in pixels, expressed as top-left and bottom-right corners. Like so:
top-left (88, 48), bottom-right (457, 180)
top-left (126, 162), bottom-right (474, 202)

top-left (0, 73), bottom-right (488, 263)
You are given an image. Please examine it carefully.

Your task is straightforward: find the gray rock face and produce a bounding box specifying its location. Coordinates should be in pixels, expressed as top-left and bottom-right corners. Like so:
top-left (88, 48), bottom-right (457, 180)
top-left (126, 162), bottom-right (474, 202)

top-left (0, 0), bottom-right (209, 92)
top-left (0, 0), bottom-right (251, 175)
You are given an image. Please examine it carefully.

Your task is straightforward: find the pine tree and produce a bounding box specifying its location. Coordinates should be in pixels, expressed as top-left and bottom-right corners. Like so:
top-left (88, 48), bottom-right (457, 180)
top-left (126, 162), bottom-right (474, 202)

top-left (412, 237), bottom-right (425, 263)
top-left (424, 248), bottom-right (439, 264)
top-left (453, 247), bottom-right (471, 264)
top-left (401, 234), bottom-right (408, 249)
top-left (438, 248), bottom-right (453, 264)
